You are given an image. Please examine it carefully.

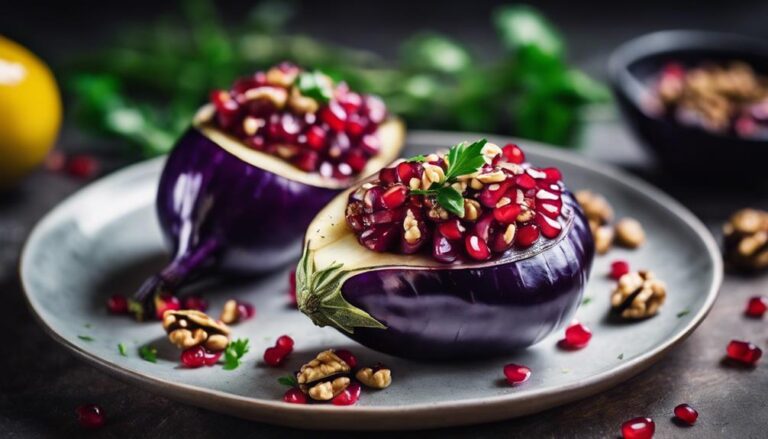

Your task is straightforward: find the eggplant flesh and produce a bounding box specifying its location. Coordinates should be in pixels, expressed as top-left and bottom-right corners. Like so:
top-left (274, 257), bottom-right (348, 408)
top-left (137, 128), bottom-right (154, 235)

top-left (133, 106), bottom-right (404, 316)
top-left (296, 188), bottom-right (594, 360)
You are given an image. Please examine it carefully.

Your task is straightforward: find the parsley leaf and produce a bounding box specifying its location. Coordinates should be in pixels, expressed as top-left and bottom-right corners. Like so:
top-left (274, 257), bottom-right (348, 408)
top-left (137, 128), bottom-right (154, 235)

top-left (296, 71), bottom-right (332, 103)
top-left (407, 154), bottom-right (428, 162)
top-left (139, 345), bottom-right (157, 363)
top-left (581, 297), bottom-right (592, 305)
top-left (118, 343), bottom-right (127, 357)
top-left (437, 187), bottom-right (464, 217)
top-left (78, 335), bottom-right (94, 341)
top-left (444, 139), bottom-right (487, 181)
top-left (223, 338), bottom-right (250, 370)
top-left (278, 375), bottom-right (298, 387)
top-left (676, 309), bottom-right (690, 318)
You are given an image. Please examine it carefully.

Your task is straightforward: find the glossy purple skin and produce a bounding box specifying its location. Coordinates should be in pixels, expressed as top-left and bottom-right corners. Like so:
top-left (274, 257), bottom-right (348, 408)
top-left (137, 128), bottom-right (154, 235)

top-left (135, 128), bottom-right (337, 308)
top-left (340, 193), bottom-right (594, 360)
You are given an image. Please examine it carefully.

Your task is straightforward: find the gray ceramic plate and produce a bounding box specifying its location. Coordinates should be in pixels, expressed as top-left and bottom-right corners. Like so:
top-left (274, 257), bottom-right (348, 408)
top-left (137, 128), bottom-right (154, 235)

top-left (20, 131), bottom-right (721, 430)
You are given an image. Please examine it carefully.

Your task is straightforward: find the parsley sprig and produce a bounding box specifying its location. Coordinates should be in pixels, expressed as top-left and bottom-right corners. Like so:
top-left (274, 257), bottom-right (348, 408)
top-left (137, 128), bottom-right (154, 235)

top-left (296, 71), bottom-right (332, 104)
top-left (277, 375), bottom-right (298, 387)
top-left (139, 345), bottom-right (157, 363)
top-left (223, 338), bottom-right (250, 370)
top-left (408, 139), bottom-right (487, 216)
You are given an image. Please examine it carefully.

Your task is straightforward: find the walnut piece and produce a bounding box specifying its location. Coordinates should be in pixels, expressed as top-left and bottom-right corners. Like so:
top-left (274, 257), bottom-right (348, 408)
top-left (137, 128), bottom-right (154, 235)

top-left (162, 310), bottom-right (231, 351)
top-left (356, 367), bottom-right (392, 389)
top-left (576, 190), bottom-right (614, 226)
top-left (611, 271), bottom-right (667, 319)
top-left (723, 208), bottom-right (768, 272)
top-left (614, 218), bottom-right (645, 248)
top-left (593, 224), bottom-right (614, 255)
top-left (219, 299), bottom-right (242, 324)
top-left (296, 350), bottom-right (352, 401)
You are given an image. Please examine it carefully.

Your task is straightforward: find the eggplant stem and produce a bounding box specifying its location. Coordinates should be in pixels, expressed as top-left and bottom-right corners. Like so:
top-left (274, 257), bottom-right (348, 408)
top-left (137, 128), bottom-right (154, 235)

top-left (132, 238), bottom-right (221, 320)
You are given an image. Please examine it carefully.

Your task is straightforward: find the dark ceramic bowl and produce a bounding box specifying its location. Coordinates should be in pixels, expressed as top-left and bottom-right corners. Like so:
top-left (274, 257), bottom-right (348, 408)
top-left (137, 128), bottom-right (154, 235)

top-left (609, 30), bottom-right (768, 174)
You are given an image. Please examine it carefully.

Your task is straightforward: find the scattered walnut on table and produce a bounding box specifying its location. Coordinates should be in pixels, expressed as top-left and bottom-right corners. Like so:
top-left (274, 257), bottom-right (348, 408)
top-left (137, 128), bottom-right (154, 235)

top-left (576, 190), bottom-right (614, 226)
top-left (162, 310), bottom-right (231, 351)
top-left (611, 270), bottom-right (667, 319)
top-left (356, 366), bottom-right (392, 389)
top-left (723, 208), bottom-right (768, 272)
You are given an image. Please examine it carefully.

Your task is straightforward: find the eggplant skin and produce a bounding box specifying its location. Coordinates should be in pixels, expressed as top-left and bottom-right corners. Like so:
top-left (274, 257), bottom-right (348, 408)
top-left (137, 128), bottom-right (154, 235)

top-left (339, 192), bottom-right (594, 360)
top-left (157, 128), bottom-right (338, 275)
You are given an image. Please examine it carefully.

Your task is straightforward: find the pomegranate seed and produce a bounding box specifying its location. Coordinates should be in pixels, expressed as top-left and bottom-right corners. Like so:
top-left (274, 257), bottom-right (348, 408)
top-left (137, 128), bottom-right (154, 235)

top-left (382, 185), bottom-right (408, 209)
top-left (359, 134), bottom-right (381, 155)
top-left (363, 96), bottom-right (387, 124)
top-left (75, 404), bottom-right (105, 429)
top-left (438, 219), bottom-right (465, 240)
top-left (210, 90), bottom-right (240, 122)
top-left (363, 186), bottom-right (386, 212)
top-left (276, 335), bottom-right (294, 353)
top-left (560, 322), bottom-right (592, 349)
top-left (181, 346), bottom-right (221, 368)
top-left (332, 382), bottom-right (361, 406)
top-left (66, 155), bottom-right (99, 179)
top-left (473, 214), bottom-right (495, 241)
top-left (494, 204), bottom-right (522, 224)
top-left (321, 101), bottom-right (347, 132)
top-left (540, 167), bottom-right (562, 182)
top-left (479, 181), bottom-right (511, 208)
top-left (515, 224), bottom-right (540, 248)
top-left (396, 161), bottom-right (422, 183)
top-left (306, 126), bottom-right (327, 151)
top-left (503, 363), bottom-right (531, 385)
top-left (378, 167), bottom-right (398, 185)
top-left (537, 201), bottom-right (561, 218)
top-left (106, 294), bottom-right (128, 314)
top-left (621, 417), bottom-right (655, 439)
top-left (610, 260), bottom-right (630, 280)
top-left (433, 234), bottom-right (459, 263)
top-left (346, 150), bottom-right (368, 173)
top-left (335, 349), bottom-right (357, 368)
top-left (182, 295), bottom-right (208, 312)
top-left (465, 234), bottom-right (491, 261)
top-left (536, 214), bottom-right (562, 238)
top-left (726, 340), bottom-right (762, 365)
top-left (288, 270), bottom-right (297, 307)
top-left (339, 91), bottom-right (363, 114)
top-left (345, 113), bottom-right (368, 137)
top-left (236, 301), bottom-right (256, 320)
top-left (359, 224), bottom-right (398, 252)
top-left (294, 150), bottom-right (320, 172)
top-left (263, 347), bottom-right (287, 367)
top-left (515, 173), bottom-right (536, 190)
top-left (154, 294), bottom-right (181, 320)
top-left (745, 296), bottom-right (767, 318)
top-left (502, 144), bottom-right (525, 164)
top-left (674, 403), bottom-right (698, 425)
top-left (283, 388), bottom-right (307, 404)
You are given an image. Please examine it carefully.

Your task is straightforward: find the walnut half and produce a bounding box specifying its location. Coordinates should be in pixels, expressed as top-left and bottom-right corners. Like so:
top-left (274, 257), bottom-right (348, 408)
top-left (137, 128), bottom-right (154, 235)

top-left (296, 350), bottom-right (352, 401)
top-left (356, 366), bottom-right (392, 389)
top-left (611, 271), bottom-right (667, 319)
top-left (723, 208), bottom-right (768, 272)
top-left (162, 310), bottom-right (231, 351)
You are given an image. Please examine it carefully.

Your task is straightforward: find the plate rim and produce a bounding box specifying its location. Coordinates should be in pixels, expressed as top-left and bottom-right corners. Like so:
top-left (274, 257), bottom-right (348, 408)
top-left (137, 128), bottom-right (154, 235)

top-left (19, 130), bottom-right (723, 429)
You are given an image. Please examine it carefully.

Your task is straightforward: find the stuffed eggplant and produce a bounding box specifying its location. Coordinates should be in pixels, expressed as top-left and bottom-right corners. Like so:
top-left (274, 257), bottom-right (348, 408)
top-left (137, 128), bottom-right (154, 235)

top-left (134, 63), bottom-right (405, 317)
top-left (296, 140), bottom-right (593, 359)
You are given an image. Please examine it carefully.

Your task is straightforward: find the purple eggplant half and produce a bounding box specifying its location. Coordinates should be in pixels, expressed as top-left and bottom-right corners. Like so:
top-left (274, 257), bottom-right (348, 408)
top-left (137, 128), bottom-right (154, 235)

top-left (133, 104), bottom-right (404, 318)
top-left (296, 158), bottom-right (593, 360)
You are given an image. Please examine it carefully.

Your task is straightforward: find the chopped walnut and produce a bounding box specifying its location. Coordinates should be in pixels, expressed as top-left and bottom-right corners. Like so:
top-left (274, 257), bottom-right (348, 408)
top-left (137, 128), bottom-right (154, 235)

top-left (614, 218), bottom-right (645, 248)
top-left (593, 225), bottom-right (614, 255)
top-left (723, 208), bottom-right (768, 272)
top-left (162, 310), bottom-right (231, 351)
top-left (611, 271), bottom-right (667, 319)
top-left (296, 350), bottom-right (353, 401)
top-left (576, 190), bottom-right (614, 226)
top-left (356, 366), bottom-right (392, 389)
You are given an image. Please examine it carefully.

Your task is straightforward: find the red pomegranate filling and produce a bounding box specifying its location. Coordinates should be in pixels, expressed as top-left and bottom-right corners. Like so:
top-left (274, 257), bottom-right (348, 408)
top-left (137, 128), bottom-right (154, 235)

top-left (345, 140), bottom-right (567, 262)
top-left (209, 62), bottom-right (388, 179)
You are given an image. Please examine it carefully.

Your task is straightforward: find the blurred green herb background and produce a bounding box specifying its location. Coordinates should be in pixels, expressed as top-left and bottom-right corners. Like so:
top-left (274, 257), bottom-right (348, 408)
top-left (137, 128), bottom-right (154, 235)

top-left (68, 0), bottom-right (609, 158)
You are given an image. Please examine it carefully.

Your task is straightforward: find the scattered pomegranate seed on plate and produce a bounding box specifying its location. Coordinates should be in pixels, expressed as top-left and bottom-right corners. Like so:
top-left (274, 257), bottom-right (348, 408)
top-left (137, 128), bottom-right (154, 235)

top-left (744, 296), bottom-right (767, 318)
top-left (181, 295), bottom-right (209, 312)
top-left (559, 322), bottom-right (592, 350)
top-left (332, 382), bottom-right (361, 406)
top-left (503, 363), bottom-right (532, 385)
top-left (610, 260), bottom-right (630, 280)
top-left (726, 340), bottom-right (762, 366)
top-left (105, 294), bottom-right (128, 314)
top-left (621, 417), bottom-right (655, 439)
top-left (181, 346), bottom-right (222, 368)
top-left (66, 154), bottom-right (100, 179)
top-left (75, 404), bottom-right (105, 429)
top-left (673, 403), bottom-right (698, 425)
top-left (283, 388), bottom-right (307, 404)
top-left (335, 349), bottom-right (357, 368)
top-left (264, 335), bottom-right (294, 367)
top-left (276, 335), bottom-right (294, 352)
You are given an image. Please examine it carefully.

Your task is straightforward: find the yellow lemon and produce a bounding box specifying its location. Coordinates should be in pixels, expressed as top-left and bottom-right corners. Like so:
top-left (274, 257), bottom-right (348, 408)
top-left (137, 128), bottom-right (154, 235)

top-left (0, 36), bottom-right (61, 188)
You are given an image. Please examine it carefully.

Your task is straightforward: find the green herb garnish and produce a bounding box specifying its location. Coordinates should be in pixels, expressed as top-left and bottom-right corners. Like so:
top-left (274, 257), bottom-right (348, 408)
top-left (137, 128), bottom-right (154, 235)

top-left (581, 297), bottom-right (592, 306)
top-left (223, 338), bottom-right (250, 370)
top-left (118, 343), bottom-right (128, 357)
top-left (677, 309), bottom-right (690, 318)
top-left (407, 154), bottom-right (428, 163)
top-left (296, 70), bottom-right (332, 103)
top-left (278, 375), bottom-right (298, 387)
top-left (78, 335), bottom-right (94, 341)
top-left (408, 139), bottom-right (487, 216)
top-left (139, 345), bottom-right (158, 363)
